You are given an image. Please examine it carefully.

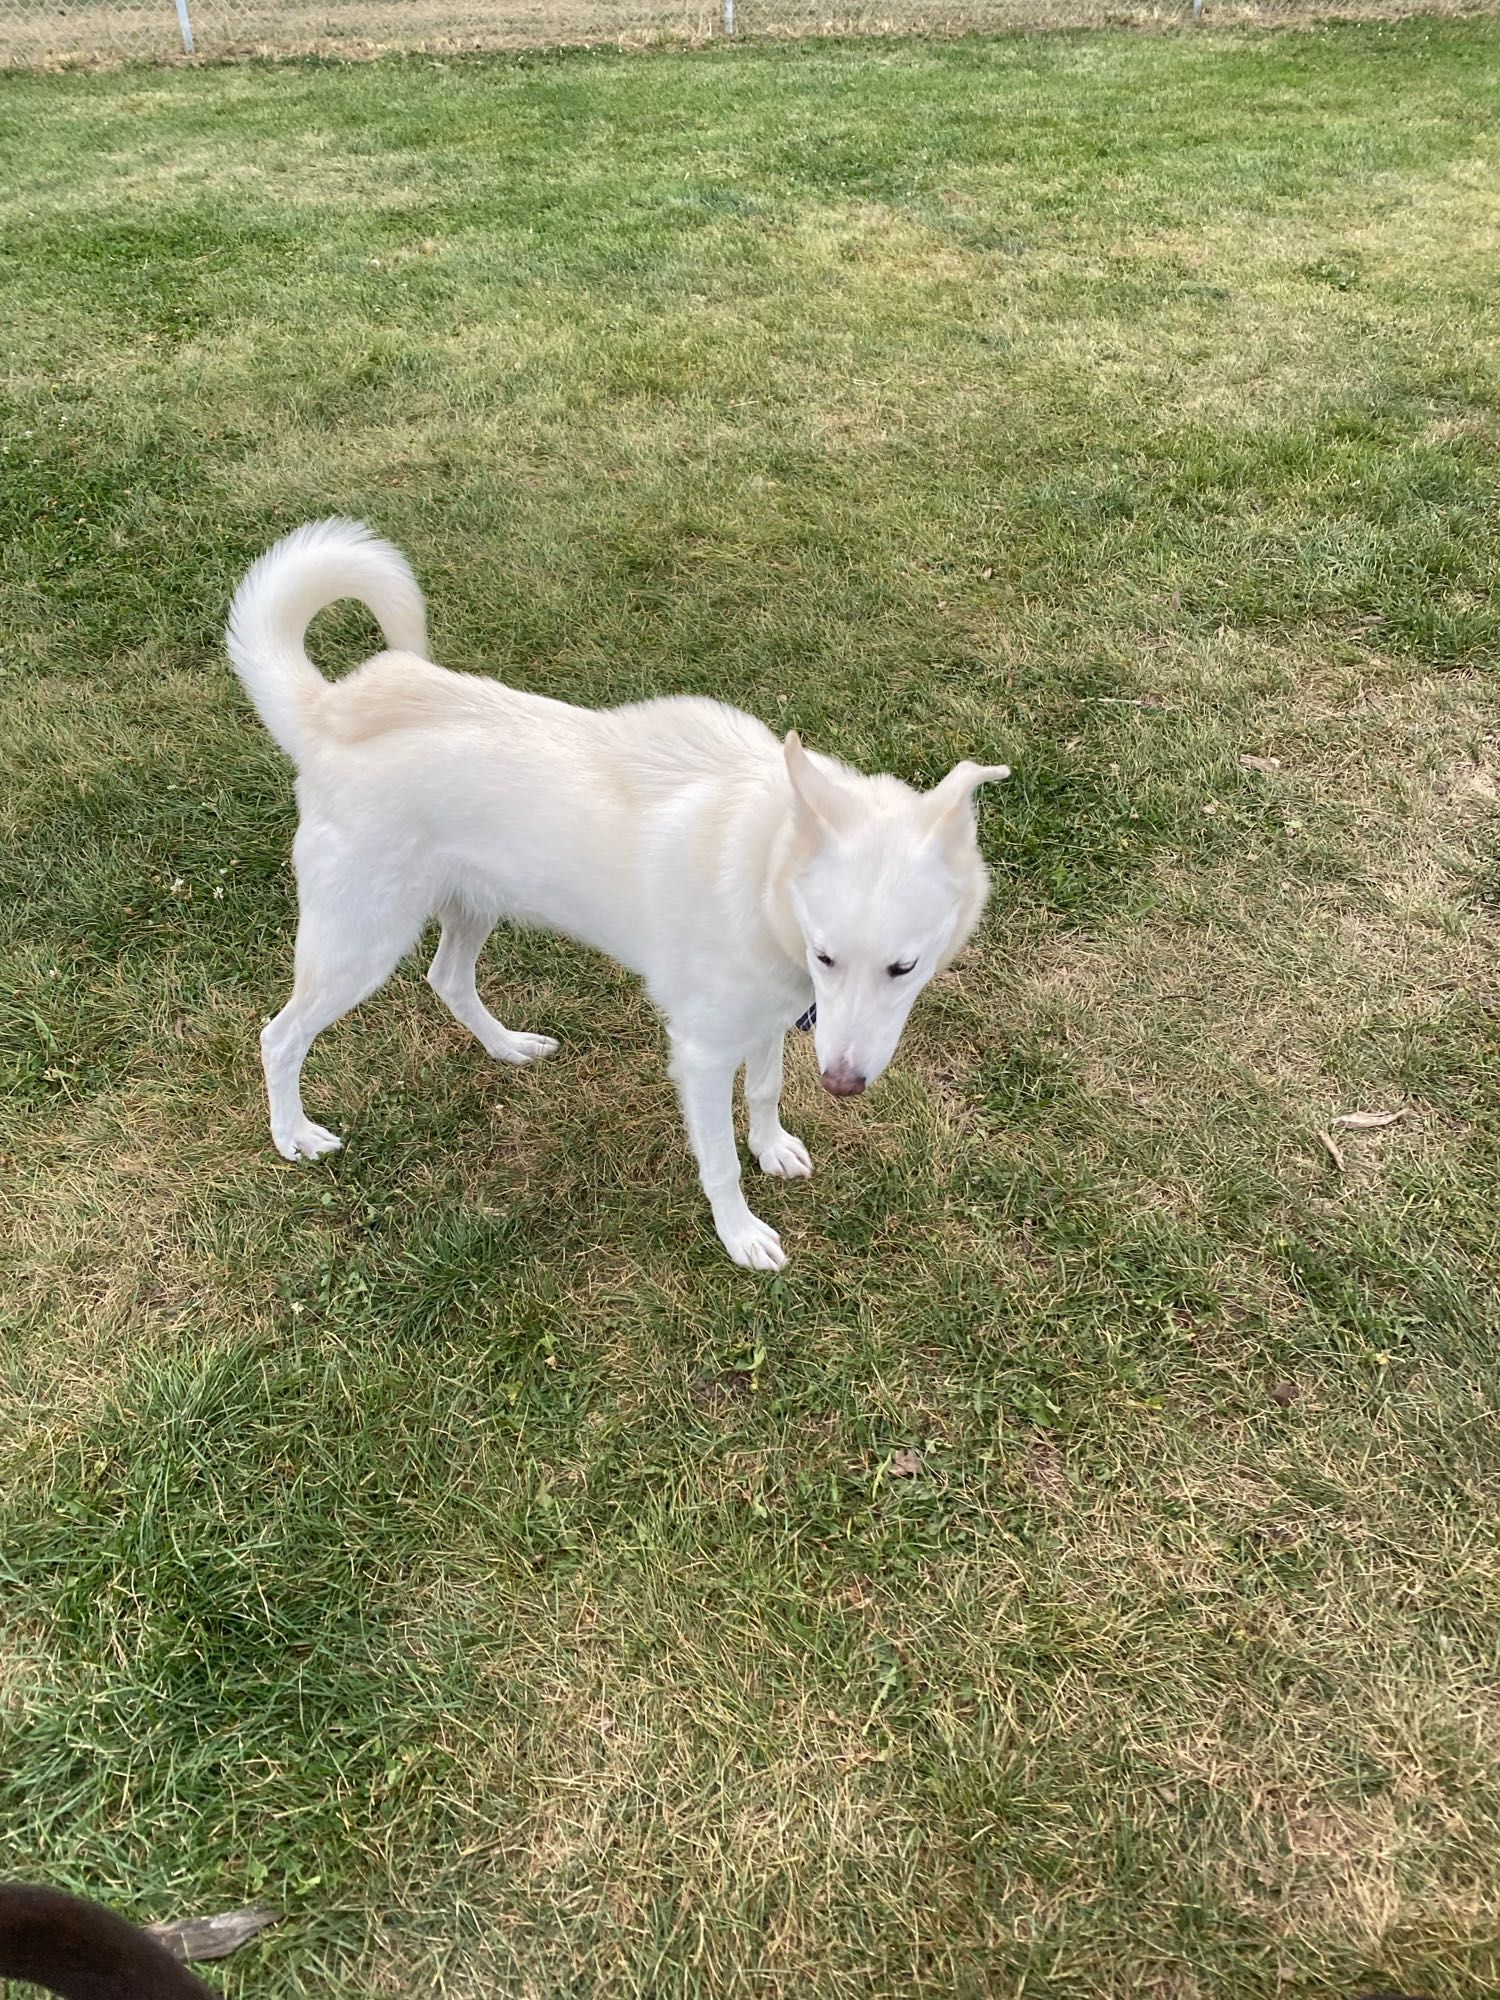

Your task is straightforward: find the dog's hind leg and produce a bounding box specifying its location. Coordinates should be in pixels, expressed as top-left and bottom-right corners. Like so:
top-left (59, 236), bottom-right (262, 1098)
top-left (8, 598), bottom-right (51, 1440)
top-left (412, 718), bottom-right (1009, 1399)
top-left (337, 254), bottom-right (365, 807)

top-left (427, 903), bottom-right (558, 1064)
top-left (744, 1032), bottom-right (812, 1180)
top-left (260, 839), bottom-right (420, 1161)
top-left (669, 1032), bottom-right (787, 1272)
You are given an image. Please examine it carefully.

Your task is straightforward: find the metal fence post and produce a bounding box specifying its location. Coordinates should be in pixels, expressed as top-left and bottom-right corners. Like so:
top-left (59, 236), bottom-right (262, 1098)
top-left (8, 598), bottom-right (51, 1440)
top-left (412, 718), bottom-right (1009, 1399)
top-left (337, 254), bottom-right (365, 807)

top-left (173, 0), bottom-right (195, 51)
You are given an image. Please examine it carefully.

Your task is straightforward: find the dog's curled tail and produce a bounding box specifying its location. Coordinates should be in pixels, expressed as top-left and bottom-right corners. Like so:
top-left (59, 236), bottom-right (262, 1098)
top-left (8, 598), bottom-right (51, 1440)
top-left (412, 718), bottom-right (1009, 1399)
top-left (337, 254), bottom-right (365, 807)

top-left (0, 1883), bottom-right (219, 1999)
top-left (226, 518), bottom-right (429, 763)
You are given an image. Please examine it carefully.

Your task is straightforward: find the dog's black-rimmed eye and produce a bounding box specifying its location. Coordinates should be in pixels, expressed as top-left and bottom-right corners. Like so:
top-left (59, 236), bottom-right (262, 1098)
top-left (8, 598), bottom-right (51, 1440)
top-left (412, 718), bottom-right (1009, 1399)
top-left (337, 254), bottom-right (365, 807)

top-left (887, 959), bottom-right (917, 979)
top-left (815, 951), bottom-right (835, 968)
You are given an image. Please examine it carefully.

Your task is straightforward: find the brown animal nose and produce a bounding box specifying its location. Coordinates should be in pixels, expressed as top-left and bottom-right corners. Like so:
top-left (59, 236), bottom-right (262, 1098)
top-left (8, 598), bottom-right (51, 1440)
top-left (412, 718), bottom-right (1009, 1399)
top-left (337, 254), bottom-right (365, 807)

top-left (820, 1066), bottom-right (867, 1098)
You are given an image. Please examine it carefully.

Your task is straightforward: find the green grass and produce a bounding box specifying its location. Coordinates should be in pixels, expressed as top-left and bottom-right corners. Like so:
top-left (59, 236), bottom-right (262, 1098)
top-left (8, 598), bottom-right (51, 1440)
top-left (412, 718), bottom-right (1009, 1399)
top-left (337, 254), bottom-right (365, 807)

top-left (2, 19), bottom-right (1499, 1998)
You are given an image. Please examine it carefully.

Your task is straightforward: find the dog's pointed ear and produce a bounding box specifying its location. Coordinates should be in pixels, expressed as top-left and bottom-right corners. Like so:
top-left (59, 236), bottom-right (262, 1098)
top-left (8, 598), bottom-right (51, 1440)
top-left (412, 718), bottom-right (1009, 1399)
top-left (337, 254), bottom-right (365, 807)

top-left (924, 759), bottom-right (1011, 838)
top-left (785, 730), bottom-right (857, 834)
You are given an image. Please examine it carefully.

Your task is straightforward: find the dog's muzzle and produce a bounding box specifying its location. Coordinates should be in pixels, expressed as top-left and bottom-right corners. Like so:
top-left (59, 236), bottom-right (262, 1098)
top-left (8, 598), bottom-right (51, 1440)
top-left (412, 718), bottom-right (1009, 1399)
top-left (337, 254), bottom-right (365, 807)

top-left (820, 1064), bottom-right (866, 1098)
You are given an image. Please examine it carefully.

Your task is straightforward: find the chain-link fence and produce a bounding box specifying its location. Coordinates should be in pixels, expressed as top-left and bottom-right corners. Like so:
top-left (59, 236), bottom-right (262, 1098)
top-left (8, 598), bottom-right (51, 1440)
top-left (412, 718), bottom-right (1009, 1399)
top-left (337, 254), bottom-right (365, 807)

top-left (0, 0), bottom-right (1487, 68)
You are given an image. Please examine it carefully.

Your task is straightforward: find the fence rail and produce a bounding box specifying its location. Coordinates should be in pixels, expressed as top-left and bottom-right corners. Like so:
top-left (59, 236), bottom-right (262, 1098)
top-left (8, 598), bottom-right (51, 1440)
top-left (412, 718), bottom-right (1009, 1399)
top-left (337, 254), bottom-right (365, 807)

top-left (0, 0), bottom-right (1488, 68)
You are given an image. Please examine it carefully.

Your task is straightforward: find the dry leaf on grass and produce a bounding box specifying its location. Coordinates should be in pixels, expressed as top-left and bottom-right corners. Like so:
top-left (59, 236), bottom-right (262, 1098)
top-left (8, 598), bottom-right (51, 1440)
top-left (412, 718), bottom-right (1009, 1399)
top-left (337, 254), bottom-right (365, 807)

top-left (1317, 1130), bottom-right (1346, 1172)
top-left (1239, 754), bottom-right (1282, 772)
top-left (1331, 1109), bottom-right (1408, 1131)
top-left (147, 1909), bottom-right (280, 1963)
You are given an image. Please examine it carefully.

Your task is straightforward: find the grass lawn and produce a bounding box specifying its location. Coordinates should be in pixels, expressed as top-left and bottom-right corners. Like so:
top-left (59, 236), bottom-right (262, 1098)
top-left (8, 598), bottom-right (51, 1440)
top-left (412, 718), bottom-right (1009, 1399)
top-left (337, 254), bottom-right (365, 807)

top-left (3, 18), bottom-right (1499, 1997)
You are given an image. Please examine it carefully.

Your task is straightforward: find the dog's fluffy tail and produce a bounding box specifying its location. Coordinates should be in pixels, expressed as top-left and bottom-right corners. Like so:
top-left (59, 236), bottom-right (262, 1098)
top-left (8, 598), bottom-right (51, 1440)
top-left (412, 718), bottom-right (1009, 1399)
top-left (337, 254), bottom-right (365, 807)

top-left (226, 518), bottom-right (429, 763)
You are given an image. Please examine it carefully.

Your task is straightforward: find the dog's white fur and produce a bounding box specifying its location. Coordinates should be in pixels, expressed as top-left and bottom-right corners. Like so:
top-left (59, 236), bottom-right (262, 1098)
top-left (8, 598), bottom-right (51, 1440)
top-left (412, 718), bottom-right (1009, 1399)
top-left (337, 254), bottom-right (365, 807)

top-left (228, 520), bottom-right (1009, 1269)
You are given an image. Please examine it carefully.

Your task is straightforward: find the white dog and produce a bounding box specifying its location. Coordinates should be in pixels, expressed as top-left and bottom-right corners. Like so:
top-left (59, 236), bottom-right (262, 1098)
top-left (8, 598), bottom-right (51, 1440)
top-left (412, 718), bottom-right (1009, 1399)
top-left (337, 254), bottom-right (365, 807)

top-left (228, 520), bottom-right (1009, 1270)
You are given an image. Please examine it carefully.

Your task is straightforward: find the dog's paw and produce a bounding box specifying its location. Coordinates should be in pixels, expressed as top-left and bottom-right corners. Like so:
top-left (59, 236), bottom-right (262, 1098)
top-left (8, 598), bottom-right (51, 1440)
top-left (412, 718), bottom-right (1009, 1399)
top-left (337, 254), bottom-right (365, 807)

top-left (719, 1212), bottom-right (789, 1273)
top-left (756, 1132), bottom-right (812, 1179)
top-left (274, 1121), bottom-right (344, 1161)
top-left (493, 1031), bottom-right (559, 1066)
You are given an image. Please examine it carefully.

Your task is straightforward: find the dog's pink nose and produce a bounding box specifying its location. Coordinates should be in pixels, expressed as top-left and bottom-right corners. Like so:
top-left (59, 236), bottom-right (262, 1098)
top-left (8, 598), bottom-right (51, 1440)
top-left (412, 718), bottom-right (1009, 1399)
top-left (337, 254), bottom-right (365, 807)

top-left (820, 1066), bottom-right (866, 1098)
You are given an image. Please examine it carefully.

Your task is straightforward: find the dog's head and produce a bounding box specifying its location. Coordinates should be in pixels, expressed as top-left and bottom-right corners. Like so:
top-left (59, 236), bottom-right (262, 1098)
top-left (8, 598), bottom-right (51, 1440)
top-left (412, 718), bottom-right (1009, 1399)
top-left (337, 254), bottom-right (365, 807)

top-left (783, 731), bottom-right (1009, 1098)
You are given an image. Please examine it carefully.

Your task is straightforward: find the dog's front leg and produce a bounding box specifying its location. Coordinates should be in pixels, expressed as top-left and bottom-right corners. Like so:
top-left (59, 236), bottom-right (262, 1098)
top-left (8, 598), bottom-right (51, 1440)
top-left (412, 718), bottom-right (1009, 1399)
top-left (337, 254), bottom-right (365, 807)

top-left (745, 1032), bottom-right (812, 1181)
top-left (669, 1035), bottom-right (787, 1272)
